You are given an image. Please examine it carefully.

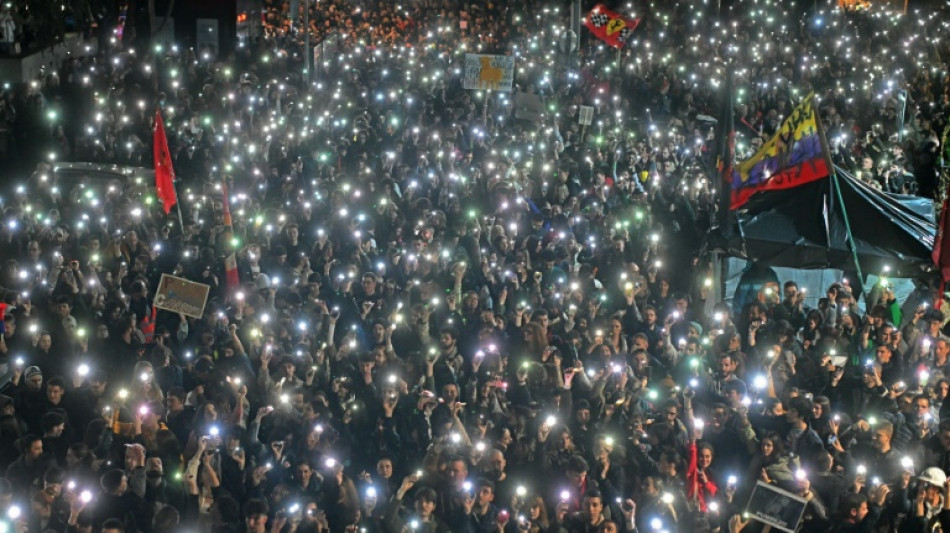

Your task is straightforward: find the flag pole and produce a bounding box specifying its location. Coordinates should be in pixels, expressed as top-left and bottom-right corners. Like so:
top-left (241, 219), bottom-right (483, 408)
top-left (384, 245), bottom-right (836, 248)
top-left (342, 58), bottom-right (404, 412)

top-left (173, 180), bottom-right (185, 241)
top-left (221, 177), bottom-right (241, 302)
top-left (897, 90), bottom-right (907, 143)
top-left (710, 64), bottom-right (735, 309)
top-left (813, 95), bottom-right (864, 285)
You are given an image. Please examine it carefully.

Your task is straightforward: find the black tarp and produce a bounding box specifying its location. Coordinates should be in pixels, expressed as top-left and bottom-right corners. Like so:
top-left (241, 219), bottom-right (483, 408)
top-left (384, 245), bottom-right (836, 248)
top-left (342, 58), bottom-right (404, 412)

top-left (724, 166), bottom-right (937, 278)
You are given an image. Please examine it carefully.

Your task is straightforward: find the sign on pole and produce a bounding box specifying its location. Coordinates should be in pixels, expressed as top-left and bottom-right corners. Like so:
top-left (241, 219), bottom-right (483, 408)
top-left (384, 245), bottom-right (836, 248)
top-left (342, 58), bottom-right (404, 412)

top-left (579, 105), bottom-right (594, 126)
top-left (745, 482), bottom-right (808, 533)
top-left (462, 54), bottom-right (515, 92)
top-left (154, 274), bottom-right (211, 319)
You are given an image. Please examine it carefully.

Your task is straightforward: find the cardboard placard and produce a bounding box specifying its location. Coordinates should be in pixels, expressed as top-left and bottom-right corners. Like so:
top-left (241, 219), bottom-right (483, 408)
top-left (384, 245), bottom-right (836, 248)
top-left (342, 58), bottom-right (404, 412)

top-left (579, 105), bottom-right (594, 126)
top-left (462, 54), bottom-right (515, 92)
top-left (154, 274), bottom-right (211, 319)
top-left (745, 481), bottom-right (808, 533)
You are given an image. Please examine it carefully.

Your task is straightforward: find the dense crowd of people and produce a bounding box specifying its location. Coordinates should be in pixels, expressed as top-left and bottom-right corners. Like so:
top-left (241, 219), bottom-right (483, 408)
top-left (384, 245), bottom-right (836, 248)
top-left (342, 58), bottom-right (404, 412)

top-left (2, 0), bottom-right (950, 531)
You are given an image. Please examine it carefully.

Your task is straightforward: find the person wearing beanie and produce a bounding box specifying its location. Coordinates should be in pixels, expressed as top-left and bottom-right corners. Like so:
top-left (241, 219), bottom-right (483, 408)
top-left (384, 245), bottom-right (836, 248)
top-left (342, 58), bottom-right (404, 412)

top-left (10, 364), bottom-right (46, 434)
top-left (688, 321), bottom-right (703, 339)
top-left (22, 365), bottom-right (42, 382)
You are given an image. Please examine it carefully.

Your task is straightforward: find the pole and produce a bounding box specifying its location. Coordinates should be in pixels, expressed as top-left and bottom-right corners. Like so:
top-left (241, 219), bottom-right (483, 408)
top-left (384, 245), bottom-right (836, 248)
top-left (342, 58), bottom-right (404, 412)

top-left (711, 250), bottom-right (722, 312)
top-left (898, 90), bottom-right (907, 142)
top-left (173, 181), bottom-right (186, 239)
top-left (573, 0), bottom-right (582, 65)
top-left (814, 94), bottom-right (864, 284)
top-left (570, 0), bottom-right (577, 38)
top-left (832, 172), bottom-right (864, 284)
top-left (303, 0), bottom-right (310, 84)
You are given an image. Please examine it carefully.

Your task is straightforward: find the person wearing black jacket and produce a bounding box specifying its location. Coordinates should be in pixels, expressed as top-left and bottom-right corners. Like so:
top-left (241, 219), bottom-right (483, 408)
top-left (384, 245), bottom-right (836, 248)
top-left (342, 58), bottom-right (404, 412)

top-left (144, 456), bottom-right (189, 516)
top-left (811, 451), bottom-right (851, 520)
top-left (784, 396), bottom-right (827, 472)
top-left (91, 468), bottom-right (151, 533)
top-left (833, 489), bottom-right (888, 533)
top-left (5, 433), bottom-right (53, 493)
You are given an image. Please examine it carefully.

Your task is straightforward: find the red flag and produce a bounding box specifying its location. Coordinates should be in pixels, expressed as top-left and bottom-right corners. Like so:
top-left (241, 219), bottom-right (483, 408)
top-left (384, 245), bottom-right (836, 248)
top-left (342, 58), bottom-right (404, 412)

top-left (153, 111), bottom-right (177, 214)
top-left (933, 197), bottom-right (950, 304)
top-left (584, 4), bottom-right (639, 48)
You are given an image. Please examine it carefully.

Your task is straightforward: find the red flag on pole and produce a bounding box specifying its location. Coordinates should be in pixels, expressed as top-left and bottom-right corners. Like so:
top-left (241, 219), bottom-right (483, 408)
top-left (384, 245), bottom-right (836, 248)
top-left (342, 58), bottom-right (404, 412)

top-left (583, 4), bottom-right (640, 48)
top-left (153, 111), bottom-right (177, 215)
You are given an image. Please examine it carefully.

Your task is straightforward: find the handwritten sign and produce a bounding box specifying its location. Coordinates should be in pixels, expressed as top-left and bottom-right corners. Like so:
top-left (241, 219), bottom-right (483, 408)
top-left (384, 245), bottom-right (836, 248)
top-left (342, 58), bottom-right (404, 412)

top-left (154, 274), bottom-right (211, 319)
top-left (462, 54), bottom-right (515, 92)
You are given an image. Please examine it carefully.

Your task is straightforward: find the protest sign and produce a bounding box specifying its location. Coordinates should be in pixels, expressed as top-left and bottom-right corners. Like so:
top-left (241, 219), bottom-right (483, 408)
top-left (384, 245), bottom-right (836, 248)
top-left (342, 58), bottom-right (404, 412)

top-left (154, 274), bottom-right (211, 319)
top-left (745, 481), bottom-right (808, 533)
top-left (462, 54), bottom-right (515, 92)
top-left (579, 105), bottom-right (594, 126)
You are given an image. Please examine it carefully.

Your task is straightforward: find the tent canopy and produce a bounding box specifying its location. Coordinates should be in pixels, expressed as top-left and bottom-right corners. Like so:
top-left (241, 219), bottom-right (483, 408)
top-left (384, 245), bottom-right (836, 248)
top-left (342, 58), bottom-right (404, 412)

top-left (724, 166), bottom-right (936, 278)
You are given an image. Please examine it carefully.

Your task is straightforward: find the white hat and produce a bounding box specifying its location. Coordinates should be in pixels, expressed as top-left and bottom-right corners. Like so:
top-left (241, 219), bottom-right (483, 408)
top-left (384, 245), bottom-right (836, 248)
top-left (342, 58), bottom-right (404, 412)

top-left (919, 467), bottom-right (947, 487)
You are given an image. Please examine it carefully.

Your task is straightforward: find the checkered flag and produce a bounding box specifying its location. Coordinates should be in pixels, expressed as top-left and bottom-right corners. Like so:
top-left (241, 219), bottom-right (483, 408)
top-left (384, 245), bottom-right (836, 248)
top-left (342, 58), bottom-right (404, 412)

top-left (585, 4), bottom-right (639, 48)
top-left (589, 12), bottom-right (609, 27)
